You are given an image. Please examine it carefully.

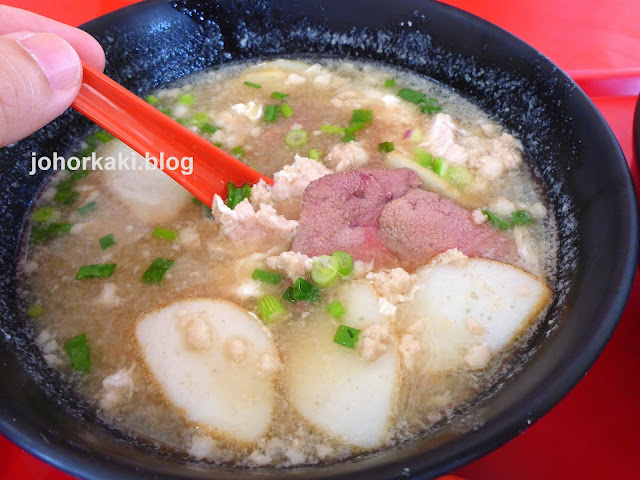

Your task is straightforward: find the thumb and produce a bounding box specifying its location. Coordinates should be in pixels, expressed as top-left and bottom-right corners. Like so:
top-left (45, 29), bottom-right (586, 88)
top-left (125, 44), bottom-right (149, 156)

top-left (0, 32), bottom-right (82, 147)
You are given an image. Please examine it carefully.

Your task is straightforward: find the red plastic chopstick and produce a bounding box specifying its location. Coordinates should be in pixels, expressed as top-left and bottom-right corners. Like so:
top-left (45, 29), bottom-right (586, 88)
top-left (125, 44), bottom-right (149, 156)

top-left (71, 62), bottom-right (273, 205)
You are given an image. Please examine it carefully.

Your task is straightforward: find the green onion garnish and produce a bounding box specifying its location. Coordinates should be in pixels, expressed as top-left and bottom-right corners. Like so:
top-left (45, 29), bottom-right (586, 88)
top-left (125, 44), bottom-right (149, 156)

top-left (152, 227), bottom-right (178, 241)
top-left (99, 234), bottom-right (116, 250)
top-left (31, 206), bottom-right (59, 223)
top-left (77, 201), bottom-right (97, 215)
top-left (71, 169), bottom-right (89, 181)
top-left (145, 94), bottom-right (159, 105)
top-left (27, 304), bottom-right (43, 317)
top-left (264, 104), bottom-right (280, 123)
top-left (444, 165), bottom-right (474, 189)
top-left (311, 256), bottom-right (340, 288)
top-left (378, 141), bottom-right (395, 153)
top-left (397, 88), bottom-right (441, 114)
top-left (282, 286), bottom-right (296, 304)
top-left (79, 146), bottom-right (95, 158)
top-left (191, 112), bottom-right (209, 124)
top-left (176, 118), bottom-right (189, 126)
top-left (65, 333), bottom-right (92, 372)
top-left (482, 210), bottom-right (512, 231)
top-left (30, 222), bottom-right (73, 244)
top-left (326, 301), bottom-right (345, 318)
top-left (226, 183), bottom-right (252, 209)
top-left (200, 123), bottom-right (219, 134)
top-left (321, 124), bottom-right (345, 135)
top-left (160, 108), bottom-right (171, 116)
top-left (191, 196), bottom-right (203, 205)
top-left (94, 130), bottom-right (114, 143)
top-left (280, 103), bottom-right (294, 118)
top-left (385, 78), bottom-right (395, 87)
top-left (243, 81), bottom-right (262, 89)
top-left (308, 149), bottom-right (323, 160)
top-left (270, 91), bottom-right (289, 101)
top-left (291, 278), bottom-right (321, 303)
top-left (252, 268), bottom-right (283, 285)
top-left (333, 325), bottom-right (360, 349)
top-left (232, 146), bottom-right (246, 158)
top-left (351, 109), bottom-right (373, 125)
top-left (412, 148), bottom-right (433, 168)
top-left (76, 263), bottom-right (116, 280)
top-left (332, 251), bottom-right (354, 276)
top-left (257, 295), bottom-right (287, 324)
top-left (54, 190), bottom-right (80, 206)
top-left (285, 129), bottom-right (308, 147)
top-left (142, 258), bottom-right (174, 284)
top-left (510, 210), bottom-right (534, 226)
top-left (432, 156), bottom-right (448, 176)
top-left (178, 93), bottom-right (195, 105)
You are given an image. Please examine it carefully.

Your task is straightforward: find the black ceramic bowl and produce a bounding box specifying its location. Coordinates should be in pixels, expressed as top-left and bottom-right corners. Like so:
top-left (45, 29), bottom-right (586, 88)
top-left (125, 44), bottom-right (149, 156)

top-left (0, 1), bottom-right (638, 479)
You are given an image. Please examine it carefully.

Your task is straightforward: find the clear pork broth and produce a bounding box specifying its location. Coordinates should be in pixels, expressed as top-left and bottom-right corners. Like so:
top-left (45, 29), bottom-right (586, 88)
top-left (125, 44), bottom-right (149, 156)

top-left (19, 59), bottom-right (556, 467)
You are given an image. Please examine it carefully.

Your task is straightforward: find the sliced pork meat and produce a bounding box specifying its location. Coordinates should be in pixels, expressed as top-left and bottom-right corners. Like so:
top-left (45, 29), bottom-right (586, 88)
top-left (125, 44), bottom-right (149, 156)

top-left (378, 189), bottom-right (516, 263)
top-left (292, 168), bottom-right (421, 264)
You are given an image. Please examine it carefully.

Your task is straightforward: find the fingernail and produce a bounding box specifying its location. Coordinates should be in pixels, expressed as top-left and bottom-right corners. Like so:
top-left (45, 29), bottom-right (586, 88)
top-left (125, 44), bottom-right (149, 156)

top-left (16, 33), bottom-right (81, 90)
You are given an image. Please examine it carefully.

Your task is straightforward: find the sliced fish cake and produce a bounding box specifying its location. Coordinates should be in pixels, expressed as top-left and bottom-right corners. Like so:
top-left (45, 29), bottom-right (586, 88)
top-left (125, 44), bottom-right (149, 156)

top-left (135, 298), bottom-right (278, 443)
top-left (406, 257), bottom-right (551, 372)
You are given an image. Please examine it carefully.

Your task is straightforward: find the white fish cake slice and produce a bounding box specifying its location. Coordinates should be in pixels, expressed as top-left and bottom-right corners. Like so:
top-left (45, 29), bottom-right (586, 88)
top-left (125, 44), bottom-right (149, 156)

top-left (408, 258), bottom-right (551, 372)
top-left (135, 299), bottom-right (277, 443)
top-left (334, 281), bottom-right (383, 329)
top-left (100, 140), bottom-right (192, 224)
top-left (236, 60), bottom-right (311, 89)
top-left (284, 316), bottom-right (399, 448)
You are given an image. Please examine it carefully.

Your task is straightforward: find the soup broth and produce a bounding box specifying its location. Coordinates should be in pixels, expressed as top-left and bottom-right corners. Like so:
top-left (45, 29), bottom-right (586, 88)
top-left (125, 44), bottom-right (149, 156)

top-left (19, 59), bottom-right (555, 466)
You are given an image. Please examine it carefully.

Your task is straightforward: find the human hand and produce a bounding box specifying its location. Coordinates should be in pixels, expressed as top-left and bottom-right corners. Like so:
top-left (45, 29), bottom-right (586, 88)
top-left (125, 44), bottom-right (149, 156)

top-left (0, 5), bottom-right (105, 148)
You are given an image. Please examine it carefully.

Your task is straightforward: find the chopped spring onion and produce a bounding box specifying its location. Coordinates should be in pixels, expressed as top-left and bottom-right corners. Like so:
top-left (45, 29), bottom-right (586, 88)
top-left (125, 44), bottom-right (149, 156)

top-left (385, 78), bottom-right (396, 87)
top-left (54, 190), bottom-right (80, 206)
top-left (270, 91), bottom-right (289, 101)
top-left (191, 196), bottom-right (203, 205)
top-left (94, 130), bottom-right (114, 143)
top-left (231, 146), bottom-right (246, 158)
top-left (482, 210), bottom-right (512, 231)
top-left (145, 94), bottom-right (159, 105)
top-left (30, 222), bottom-right (73, 244)
top-left (292, 278), bottom-right (321, 303)
top-left (257, 295), bottom-right (287, 324)
top-left (280, 103), bottom-right (294, 118)
top-left (27, 304), bottom-right (43, 318)
top-left (282, 287), bottom-right (296, 304)
top-left (79, 146), bottom-right (95, 158)
top-left (413, 148), bottom-right (433, 167)
top-left (191, 112), bottom-right (209, 124)
top-left (243, 81), bottom-right (262, 89)
top-left (351, 109), bottom-right (373, 125)
top-left (142, 258), bottom-right (174, 284)
top-left (510, 210), bottom-right (534, 226)
top-left (444, 165), bottom-right (474, 189)
top-left (264, 104), bottom-right (280, 123)
top-left (333, 325), bottom-right (360, 348)
top-left (31, 206), bottom-right (59, 223)
top-left (311, 256), bottom-right (340, 288)
top-left (175, 118), bottom-right (189, 126)
top-left (332, 251), bottom-right (354, 276)
top-left (65, 333), bottom-right (92, 372)
top-left (160, 108), bottom-right (171, 116)
top-left (76, 263), bottom-right (116, 280)
top-left (99, 234), bottom-right (116, 250)
top-left (212, 142), bottom-right (222, 148)
top-left (153, 227), bottom-right (178, 241)
top-left (397, 88), bottom-right (441, 114)
top-left (308, 149), bottom-right (323, 160)
top-left (200, 122), bottom-right (219, 134)
top-left (378, 141), bottom-right (395, 153)
top-left (321, 124), bottom-right (345, 135)
top-left (178, 93), bottom-right (195, 105)
top-left (71, 169), bottom-right (89, 181)
top-left (77, 201), bottom-right (97, 215)
top-left (285, 129), bottom-right (308, 147)
top-left (252, 268), bottom-right (283, 285)
top-left (432, 156), bottom-right (448, 176)
top-left (226, 182), bottom-right (252, 209)
top-left (326, 301), bottom-right (345, 318)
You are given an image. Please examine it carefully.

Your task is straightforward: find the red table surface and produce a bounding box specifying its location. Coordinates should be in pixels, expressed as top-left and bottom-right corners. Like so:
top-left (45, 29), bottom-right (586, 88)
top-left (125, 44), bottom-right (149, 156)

top-left (1, 1), bottom-right (639, 479)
